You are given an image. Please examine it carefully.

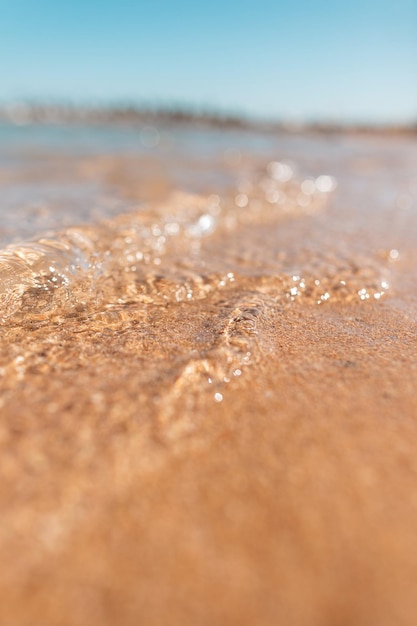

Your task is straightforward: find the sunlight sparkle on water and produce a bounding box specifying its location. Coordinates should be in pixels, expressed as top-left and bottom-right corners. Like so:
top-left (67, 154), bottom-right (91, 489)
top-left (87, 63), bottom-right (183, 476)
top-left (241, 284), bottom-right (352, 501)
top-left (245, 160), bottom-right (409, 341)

top-left (315, 175), bottom-right (337, 193)
top-left (235, 193), bottom-right (249, 208)
top-left (301, 179), bottom-right (316, 195)
top-left (267, 161), bottom-right (293, 183)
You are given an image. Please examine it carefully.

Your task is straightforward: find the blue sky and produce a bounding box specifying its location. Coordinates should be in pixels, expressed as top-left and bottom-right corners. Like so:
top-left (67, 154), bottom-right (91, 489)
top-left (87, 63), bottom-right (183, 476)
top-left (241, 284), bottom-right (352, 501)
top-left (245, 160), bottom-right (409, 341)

top-left (1, 0), bottom-right (416, 123)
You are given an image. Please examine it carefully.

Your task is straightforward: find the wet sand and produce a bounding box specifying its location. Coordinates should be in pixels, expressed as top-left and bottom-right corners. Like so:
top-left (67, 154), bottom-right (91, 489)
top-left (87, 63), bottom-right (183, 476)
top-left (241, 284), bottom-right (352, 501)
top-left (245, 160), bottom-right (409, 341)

top-left (1, 125), bottom-right (417, 625)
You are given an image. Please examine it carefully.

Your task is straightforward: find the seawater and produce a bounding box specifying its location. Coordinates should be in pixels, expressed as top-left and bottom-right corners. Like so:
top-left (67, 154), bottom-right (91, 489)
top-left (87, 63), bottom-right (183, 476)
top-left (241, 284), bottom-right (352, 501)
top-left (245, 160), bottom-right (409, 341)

top-left (1, 123), bottom-right (416, 325)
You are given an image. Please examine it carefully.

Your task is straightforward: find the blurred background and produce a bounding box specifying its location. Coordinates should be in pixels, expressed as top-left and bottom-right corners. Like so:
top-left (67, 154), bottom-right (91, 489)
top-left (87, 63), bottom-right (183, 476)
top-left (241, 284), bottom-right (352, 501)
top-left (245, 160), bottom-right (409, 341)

top-left (1, 0), bottom-right (416, 125)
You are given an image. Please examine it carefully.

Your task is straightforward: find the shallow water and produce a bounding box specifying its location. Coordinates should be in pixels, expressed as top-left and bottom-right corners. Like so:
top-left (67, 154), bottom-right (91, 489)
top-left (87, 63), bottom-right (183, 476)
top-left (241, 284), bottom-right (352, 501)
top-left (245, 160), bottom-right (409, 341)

top-left (1, 124), bottom-right (416, 317)
top-left (1, 122), bottom-right (417, 625)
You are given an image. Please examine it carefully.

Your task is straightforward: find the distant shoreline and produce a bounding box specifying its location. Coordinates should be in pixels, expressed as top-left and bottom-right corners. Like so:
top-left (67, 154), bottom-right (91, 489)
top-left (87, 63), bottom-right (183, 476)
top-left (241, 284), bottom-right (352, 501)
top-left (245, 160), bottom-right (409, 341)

top-left (0, 102), bottom-right (416, 136)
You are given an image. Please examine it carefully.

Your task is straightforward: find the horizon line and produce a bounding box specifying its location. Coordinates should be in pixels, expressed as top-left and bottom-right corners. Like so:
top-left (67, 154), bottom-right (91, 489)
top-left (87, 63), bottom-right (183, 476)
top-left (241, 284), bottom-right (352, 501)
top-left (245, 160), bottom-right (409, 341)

top-left (0, 100), bottom-right (416, 133)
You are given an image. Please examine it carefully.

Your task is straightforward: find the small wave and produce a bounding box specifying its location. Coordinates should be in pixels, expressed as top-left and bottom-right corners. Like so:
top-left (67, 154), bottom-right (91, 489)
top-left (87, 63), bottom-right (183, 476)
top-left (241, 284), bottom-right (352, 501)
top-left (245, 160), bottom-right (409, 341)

top-left (0, 162), bottom-right (390, 325)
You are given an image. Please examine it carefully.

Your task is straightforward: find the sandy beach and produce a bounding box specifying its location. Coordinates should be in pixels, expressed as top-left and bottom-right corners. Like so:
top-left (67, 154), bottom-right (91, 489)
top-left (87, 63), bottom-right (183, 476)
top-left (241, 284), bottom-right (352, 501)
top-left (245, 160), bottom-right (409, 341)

top-left (1, 122), bottom-right (417, 625)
